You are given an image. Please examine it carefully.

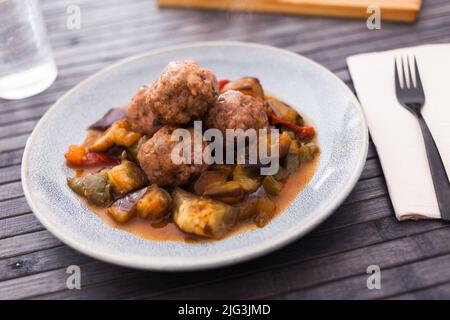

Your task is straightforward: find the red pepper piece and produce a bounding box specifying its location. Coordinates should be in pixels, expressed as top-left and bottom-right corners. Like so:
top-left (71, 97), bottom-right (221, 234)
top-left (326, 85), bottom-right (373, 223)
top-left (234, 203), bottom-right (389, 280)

top-left (218, 79), bottom-right (230, 93)
top-left (65, 145), bottom-right (116, 167)
top-left (270, 114), bottom-right (315, 140)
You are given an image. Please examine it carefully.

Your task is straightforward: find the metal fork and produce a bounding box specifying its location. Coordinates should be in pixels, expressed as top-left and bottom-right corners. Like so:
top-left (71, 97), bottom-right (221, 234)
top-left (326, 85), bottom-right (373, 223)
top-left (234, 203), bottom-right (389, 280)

top-left (395, 56), bottom-right (450, 220)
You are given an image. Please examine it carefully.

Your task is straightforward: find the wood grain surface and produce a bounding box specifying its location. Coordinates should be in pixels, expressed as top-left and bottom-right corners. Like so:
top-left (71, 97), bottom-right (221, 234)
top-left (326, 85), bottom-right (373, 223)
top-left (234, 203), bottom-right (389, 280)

top-left (0, 0), bottom-right (449, 300)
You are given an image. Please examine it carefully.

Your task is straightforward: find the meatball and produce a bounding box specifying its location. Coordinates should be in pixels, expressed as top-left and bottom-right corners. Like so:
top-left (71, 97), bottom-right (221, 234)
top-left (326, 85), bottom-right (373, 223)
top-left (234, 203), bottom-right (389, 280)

top-left (148, 60), bottom-right (218, 125)
top-left (205, 90), bottom-right (269, 134)
top-left (127, 86), bottom-right (161, 136)
top-left (137, 126), bottom-right (208, 187)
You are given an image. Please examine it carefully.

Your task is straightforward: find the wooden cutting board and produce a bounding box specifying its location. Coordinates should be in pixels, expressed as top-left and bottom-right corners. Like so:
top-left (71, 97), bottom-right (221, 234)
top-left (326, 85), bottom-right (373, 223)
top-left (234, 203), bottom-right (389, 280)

top-left (156, 0), bottom-right (422, 22)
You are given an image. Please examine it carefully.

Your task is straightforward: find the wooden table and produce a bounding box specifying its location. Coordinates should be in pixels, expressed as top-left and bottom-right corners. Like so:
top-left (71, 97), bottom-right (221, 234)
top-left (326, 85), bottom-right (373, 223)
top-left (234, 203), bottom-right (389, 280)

top-left (1, 0), bottom-right (450, 300)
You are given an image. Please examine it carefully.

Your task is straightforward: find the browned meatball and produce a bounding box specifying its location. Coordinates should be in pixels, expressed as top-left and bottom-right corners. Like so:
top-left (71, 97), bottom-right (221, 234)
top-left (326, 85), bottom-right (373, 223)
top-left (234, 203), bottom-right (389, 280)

top-left (127, 86), bottom-right (161, 136)
top-left (137, 126), bottom-right (208, 187)
top-left (205, 90), bottom-right (269, 134)
top-left (148, 61), bottom-right (218, 125)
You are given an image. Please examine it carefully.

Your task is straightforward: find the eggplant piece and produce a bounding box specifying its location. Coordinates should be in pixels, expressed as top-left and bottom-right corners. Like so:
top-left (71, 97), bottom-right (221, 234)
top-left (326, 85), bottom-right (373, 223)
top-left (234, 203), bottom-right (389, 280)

top-left (232, 165), bottom-right (260, 193)
top-left (254, 196), bottom-right (276, 227)
top-left (172, 188), bottom-right (237, 239)
top-left (88, 108), bottom-right (127, 131)
top-left (107, 160), bottom-right (146, 195)
top-left (107, 188), bottom-right (146, 223)
top-left (234, 197), bottom-right (259, 221)
top-left (221, 77), bottom-right (264, 100)
top-left (203, 181), bottom-right (245, 204)
top-left (193, 170), bottom-right (229, 196)
top-left (262, 176), bottom-right (283, 196)
top-left (136, 185), bottom-right (172, 220)
top-left (299, 142), bottom-right (319, 162)
top-left (210, 164), bottom-right (235, 177)
top-left (67, 171), bottom-right (112, 206)
top-left (266, 97), bottom-right (298, 124)
top-left (89, 119), bottom-right (141, 152)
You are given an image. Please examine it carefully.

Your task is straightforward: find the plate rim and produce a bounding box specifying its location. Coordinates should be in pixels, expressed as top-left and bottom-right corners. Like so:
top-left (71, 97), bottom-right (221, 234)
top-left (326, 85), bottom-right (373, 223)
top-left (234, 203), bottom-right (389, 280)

top-left (21, 41), bottom-right (369, 271)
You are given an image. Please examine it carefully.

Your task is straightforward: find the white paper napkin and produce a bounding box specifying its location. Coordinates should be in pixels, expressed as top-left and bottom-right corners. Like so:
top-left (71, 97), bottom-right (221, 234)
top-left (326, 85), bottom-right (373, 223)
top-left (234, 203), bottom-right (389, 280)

top-left (347, 44), bottom-right (450, 220)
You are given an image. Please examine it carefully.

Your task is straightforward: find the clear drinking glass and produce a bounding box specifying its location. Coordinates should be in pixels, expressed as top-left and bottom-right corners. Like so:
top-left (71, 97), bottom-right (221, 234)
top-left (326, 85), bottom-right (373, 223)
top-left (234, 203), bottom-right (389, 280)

top-left (0, 0), bottom-right (57, 100)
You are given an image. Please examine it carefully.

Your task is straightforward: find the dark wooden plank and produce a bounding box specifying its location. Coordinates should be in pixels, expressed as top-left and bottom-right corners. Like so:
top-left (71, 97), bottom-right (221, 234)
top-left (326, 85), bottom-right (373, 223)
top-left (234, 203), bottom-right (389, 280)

top-left (0, 135), bottom-right (29, 153)
top-left (359, 157), bottom-right (382, 180)
top-left (33, 225), bottom-right (450, 300)
top-left (269, 252), bottom-right (450, 299)
top-left (0, 197), bottom-right (31, 219)
top-left (0, 121), bottom-right (37, 139)
top-left (0, 214), bottom-right (44, 240)
top-left (148, 227), bottom-right (450, 300)
top-left (0, 181), bottom-right (23, 201)
top-left (0, 149), bottom-right (24, 168)
top-left (5, 206), bottom-right (446, 299)
top-left (389, 281), bottom-right (450, 299)
top-left (0, 260), bottom-right (137, 300)
top-left (344, 176), bottom-right (387, 205)
top-left (0, 245), bottom-right (92, 282)
top-left (0, 230), bottom-right (61, 259)
top-left (0, 105), bottom-right (48, 126)
top-left (0, 165), bottom-right (21, 185)
top-left (316, 195), bottom-right (393, 233)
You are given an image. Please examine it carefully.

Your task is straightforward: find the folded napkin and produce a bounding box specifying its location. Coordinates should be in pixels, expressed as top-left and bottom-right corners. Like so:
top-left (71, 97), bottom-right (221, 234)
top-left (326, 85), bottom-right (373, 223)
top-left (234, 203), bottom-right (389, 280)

top-left (347, 44), bottom-right (450, 221)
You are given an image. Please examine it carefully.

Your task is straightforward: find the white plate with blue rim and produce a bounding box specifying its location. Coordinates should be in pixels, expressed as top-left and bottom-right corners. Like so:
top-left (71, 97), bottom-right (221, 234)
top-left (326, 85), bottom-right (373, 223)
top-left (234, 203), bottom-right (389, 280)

top-left (22, 41), bottom-right (368, 271)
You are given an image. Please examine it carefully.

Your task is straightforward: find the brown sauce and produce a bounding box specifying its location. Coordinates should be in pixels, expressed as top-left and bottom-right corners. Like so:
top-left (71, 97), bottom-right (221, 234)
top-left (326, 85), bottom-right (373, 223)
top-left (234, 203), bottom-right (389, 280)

top-left (85, 155), bottom-right (319, 243)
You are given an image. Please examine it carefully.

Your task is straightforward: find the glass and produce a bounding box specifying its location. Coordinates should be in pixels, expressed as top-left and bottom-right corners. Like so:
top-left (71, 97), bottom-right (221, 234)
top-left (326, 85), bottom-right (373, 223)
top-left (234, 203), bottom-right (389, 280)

top-left (0, 0), bottom-right (57, 100)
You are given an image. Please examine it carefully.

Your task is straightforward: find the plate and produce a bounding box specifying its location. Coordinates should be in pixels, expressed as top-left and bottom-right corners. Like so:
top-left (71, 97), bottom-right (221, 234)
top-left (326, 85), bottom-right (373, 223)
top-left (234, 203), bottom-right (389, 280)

top-left (22, 41), bottom-right (368, 271)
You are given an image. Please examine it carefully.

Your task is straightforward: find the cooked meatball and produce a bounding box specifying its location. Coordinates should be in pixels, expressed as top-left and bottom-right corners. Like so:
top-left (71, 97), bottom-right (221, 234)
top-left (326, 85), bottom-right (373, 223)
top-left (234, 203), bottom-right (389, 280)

top-left (127, 86), bottom-right (161, 136)
top-left (137, 126), bottom-right (208, 187)
top-left (148, 60), bottom-right (218, 125)
top-left (205, 90), bottom-right (269, 134)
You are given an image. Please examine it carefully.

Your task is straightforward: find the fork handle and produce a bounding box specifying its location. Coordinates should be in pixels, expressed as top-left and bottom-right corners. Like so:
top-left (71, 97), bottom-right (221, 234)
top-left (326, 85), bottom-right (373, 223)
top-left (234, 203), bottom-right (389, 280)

top-left (418, 113), bottom-right (450, 220)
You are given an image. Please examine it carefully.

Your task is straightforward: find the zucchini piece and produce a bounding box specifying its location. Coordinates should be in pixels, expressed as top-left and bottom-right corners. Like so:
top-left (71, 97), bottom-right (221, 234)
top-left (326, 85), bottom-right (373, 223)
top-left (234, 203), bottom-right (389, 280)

top-left (172, 188), bottom-right (237, 239)
top-left (299, 142), bottom-right (319, 162)
top-left (89, 119), bottom-right (141, 152)
top-left (107, 160), bottom-right (146, 195)
top-left (262, 176), bottom-right (283, 196)
top-left (136, 185), bottom-right (172, 220)
top-left (232, 165), bottom-right (260, 193)
top-left (254, 196), bottom-right (276, 227)
top-left (67, 171), bottom-right (112, 206)
top-left (193, 170), bottom-right (229, 196)
top-left (203, 181), bottom-right (245, 204)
